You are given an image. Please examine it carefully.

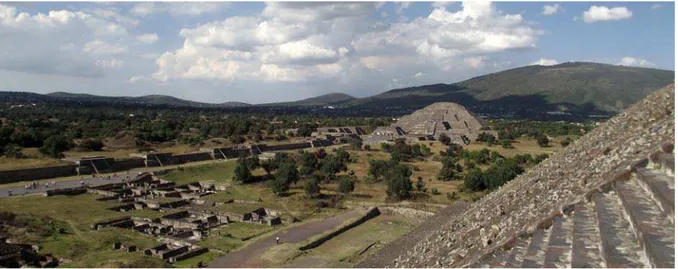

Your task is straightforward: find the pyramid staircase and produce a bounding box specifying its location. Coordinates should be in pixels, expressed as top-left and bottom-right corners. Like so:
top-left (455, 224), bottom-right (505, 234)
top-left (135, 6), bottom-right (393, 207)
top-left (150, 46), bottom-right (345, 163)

top-left (470, 145), bottom-right (675, 268)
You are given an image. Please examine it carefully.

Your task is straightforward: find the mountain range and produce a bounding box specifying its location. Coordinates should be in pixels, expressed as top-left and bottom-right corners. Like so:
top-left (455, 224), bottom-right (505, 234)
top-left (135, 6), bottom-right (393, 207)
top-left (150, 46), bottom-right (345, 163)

top-left (1, 62), bottom-right (673, 114)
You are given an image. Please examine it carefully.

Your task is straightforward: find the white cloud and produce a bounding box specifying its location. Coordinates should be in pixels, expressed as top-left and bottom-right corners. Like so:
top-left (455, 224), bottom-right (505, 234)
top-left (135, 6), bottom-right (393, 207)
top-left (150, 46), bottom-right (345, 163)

top-left (136, 33), bottom-right (159, 44)
top-left (96, 59), bottom-right (124, 69)
top-left (531, 58), bottom-right (559, 66)
top-left (651, 4), bottom-right (663, 10)
top-left (146, 1), bottom-right (541, 87)
top-left (541, 4), bottom-right (562, 15)
top-left (0, 4), bottom-right (132, 77)
top-left (129, 2), bottom-right (227, 17)
top-left (618, 57), bottom-right (656, 68)
top-left (464, 56), bottom-right (486, 69)
top-left (395, 2), bottom-right (412, 15)
top-left (152, 3), bottom-right (381, 83)
top-left (83, 40), bottom-right (127, 54)
top-left (432, 2), bottom-right (454, 8)
top-left (582, 6), bottom-right (632, 23)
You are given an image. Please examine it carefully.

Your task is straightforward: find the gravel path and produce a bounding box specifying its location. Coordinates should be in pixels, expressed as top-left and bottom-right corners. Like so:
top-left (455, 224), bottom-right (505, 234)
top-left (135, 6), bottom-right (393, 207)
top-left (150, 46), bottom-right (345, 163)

top-left (209, 209), bottom-right (365, 268)
top-left (0, 173), bottom-right (134, 198)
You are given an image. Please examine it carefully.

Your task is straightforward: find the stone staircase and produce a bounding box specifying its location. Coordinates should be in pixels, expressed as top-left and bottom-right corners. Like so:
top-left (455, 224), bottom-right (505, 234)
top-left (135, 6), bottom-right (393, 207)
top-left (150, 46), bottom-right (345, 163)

top-left (470, 146), bottom-right (675, 268)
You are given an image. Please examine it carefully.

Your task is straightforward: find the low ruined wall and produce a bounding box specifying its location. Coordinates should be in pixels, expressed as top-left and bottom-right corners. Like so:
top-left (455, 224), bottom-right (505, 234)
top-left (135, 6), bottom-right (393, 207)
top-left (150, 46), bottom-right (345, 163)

top-left (171, 152), bottom-right (212, 164)
top-left (259, 142), bottom-right (311, 152)
top-left (44, 187), bottom-right (87, 197)
top-left (0, 165), bottom-right (78, 184)
top-left (299, 207), bottom-right (380, 251)
top-left (109, 158), bottom-right (146, 171)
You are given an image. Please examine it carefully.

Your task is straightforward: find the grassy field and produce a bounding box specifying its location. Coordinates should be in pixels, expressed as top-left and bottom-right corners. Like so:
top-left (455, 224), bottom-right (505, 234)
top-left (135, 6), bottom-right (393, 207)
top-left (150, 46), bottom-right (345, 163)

top-left (161, 161), bottom-right (238, 185)
top-left (262, 214), bottom-right (415, 268)
top-left (0, 194), bottom-right (171, 267)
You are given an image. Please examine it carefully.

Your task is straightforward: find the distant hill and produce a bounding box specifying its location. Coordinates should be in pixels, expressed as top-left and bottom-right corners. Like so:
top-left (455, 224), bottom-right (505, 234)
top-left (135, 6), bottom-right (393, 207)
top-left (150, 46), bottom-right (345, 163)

top-left (264, 93), bottom-right (356, 106)
top-left (341, 62), bottom-right (674, 114)
top-left (1, 62), bottom-right (672, 117)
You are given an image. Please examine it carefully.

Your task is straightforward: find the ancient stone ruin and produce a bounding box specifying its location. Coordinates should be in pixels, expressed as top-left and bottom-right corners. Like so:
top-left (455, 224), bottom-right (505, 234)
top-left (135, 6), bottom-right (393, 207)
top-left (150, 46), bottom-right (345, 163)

top-left (369, 102), bottom-right (493, 145)
top-left (360, 84), bottom-right (675, 268)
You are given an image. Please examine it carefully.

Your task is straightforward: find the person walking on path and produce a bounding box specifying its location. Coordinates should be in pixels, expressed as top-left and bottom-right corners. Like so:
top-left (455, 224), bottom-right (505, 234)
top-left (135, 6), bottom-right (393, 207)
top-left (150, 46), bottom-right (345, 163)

top-left (276, 237), bottom-right (280, 244)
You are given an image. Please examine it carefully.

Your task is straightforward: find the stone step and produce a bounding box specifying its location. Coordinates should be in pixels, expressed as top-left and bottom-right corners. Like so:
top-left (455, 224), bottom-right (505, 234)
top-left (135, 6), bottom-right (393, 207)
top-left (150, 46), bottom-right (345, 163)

top-left (503, 236), bottom-right (530, 268)
top-left (472, 248), bottom-right (510, 268)
top-left (521, 227), bottom-right (552, 268)
top-left (614, 179), bottom-right (675, 268)
top-left (634, 167), bottom-right (675, 224)
top-left (593, 191), bottom-right (648, 268)
top-left (543, 215), bottom-right (574, 268)
top-left (571, 203), bottom-right (605, 268)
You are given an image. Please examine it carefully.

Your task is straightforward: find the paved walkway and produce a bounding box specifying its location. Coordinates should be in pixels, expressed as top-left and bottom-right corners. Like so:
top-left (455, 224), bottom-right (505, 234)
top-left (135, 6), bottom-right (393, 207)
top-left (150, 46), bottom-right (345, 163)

top-left (209, 209), bottom-right (365, 268)
top-left (0, 173), bottom-right (135, 198)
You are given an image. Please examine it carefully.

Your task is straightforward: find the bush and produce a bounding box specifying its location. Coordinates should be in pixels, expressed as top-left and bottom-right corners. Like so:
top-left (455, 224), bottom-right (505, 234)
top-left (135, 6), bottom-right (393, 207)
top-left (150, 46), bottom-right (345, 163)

top-left (40, 135), bottom-right (71, 158)
top-left (79, 138), bottom-right (104, 151)
top-left (463, 168), bottom-right (485, 191)
top-left (233, 161), bottom-right (252, 184)
top-left (338, 177), bottom-right (355, 195)
top-left (438, 134), bottom-right (451, 145)
top-left (446, 191), bottom-right (457, 201)
top-left (2, 144), bottom-right (23, 158)
top-left (537, 135), bottom-right (549, 147)
top-left (431, 188), bottom-right (440, 195)
top-left (501, 140), bottom-right (512, 148)
top-left (304, 178), bottom-right (321, 198)
top-left (386, 165), bottom-right (413, 201)
top-left (415, 177), bottom-right (426, 192)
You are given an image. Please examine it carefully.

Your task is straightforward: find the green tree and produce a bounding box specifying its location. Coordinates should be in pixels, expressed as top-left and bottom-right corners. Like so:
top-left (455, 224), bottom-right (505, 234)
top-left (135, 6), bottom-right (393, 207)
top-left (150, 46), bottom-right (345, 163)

top-left (79, 138), bottom-right (104, 151)
top-left (338, 177), bottom-right (355, 195)
top-left (270, 177), bottom-right (290, 197)
top-left (40, 135), bottom-right (71, 158)
top-left (275, 161), bottom-right (300, 186)
top-left (500, 140), bottom-right (512, 148)
top-left (304, 178), bottom-right (321, 198)
top-left (233, 161), bottom-right (252, 184)
top-left (385, 164), bottom-right (413, 201)
top-left (336, 148), bottom-right (350, 162)
top-left (2, 144), bottom-right (23, 158)
top-left (464, 168), bottom-right (485, 191)
top-left (319, 155), bottom-right (346, 179)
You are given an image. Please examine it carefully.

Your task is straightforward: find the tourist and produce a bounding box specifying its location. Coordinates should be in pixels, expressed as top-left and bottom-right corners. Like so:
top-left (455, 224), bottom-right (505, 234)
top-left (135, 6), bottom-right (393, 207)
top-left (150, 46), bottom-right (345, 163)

top-left (8, 190), bottom-right (12, 196)
top-left (45, 183), bottom-right (49, 188)
top-left (276, 236), bottom-right (280, 244)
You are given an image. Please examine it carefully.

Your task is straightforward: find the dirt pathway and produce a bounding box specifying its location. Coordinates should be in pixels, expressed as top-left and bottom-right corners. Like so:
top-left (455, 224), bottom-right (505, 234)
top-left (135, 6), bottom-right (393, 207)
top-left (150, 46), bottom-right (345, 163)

top-left (208, 209), bottom-right (365, 268)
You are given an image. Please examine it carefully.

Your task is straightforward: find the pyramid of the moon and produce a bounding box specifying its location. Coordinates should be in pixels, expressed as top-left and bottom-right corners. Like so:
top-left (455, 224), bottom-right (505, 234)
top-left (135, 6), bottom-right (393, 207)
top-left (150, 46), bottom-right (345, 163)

top-left (372, 102), bottom-right (492, 142)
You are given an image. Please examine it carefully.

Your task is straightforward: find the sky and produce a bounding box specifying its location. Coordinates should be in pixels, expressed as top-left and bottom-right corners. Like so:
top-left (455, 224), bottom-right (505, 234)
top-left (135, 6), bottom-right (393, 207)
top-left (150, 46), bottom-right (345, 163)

top-left (0, 1), bottom-right (674, 104)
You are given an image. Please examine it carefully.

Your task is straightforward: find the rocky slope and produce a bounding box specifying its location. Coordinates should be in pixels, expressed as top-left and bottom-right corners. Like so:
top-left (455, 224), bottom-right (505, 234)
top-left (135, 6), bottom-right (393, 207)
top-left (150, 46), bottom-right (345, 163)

top-left (385, 84), bottom-right (674, 267)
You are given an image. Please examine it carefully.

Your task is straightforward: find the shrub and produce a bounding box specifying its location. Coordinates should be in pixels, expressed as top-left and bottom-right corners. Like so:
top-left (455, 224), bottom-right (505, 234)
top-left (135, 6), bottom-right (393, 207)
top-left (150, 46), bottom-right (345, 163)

top-left (40, 135), bottom-right (71, 158)
top-left (446, 192), bottom-right (457, 201)
top-left (304, 178), bottom-right (321, 198)
top-left (431, 188), bottom-right (440, 195)
top-left (79, 138), bottom-right (104, 151)
top-left (464, 168), bottom-right (485, 191)
top-left (537, 135), bottom-right (549, 147)
top-left (438, 134), bottom-right (451, 145)
top-left (233, 161), bottom-right (252, 184)
top-left (338, 177), bottom-right (355, 195)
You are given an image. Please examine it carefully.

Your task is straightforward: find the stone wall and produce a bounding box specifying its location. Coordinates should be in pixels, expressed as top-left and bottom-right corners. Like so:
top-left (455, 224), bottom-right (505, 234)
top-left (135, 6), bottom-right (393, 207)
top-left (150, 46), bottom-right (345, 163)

top-left (298, 207), bottom-right (380, 251)
top-left (171, 152), bottom-right (212, 164)
top-left (109, 158), bottom-right (146, 171)
top-left (0, 165), bottom-right (78, 184)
